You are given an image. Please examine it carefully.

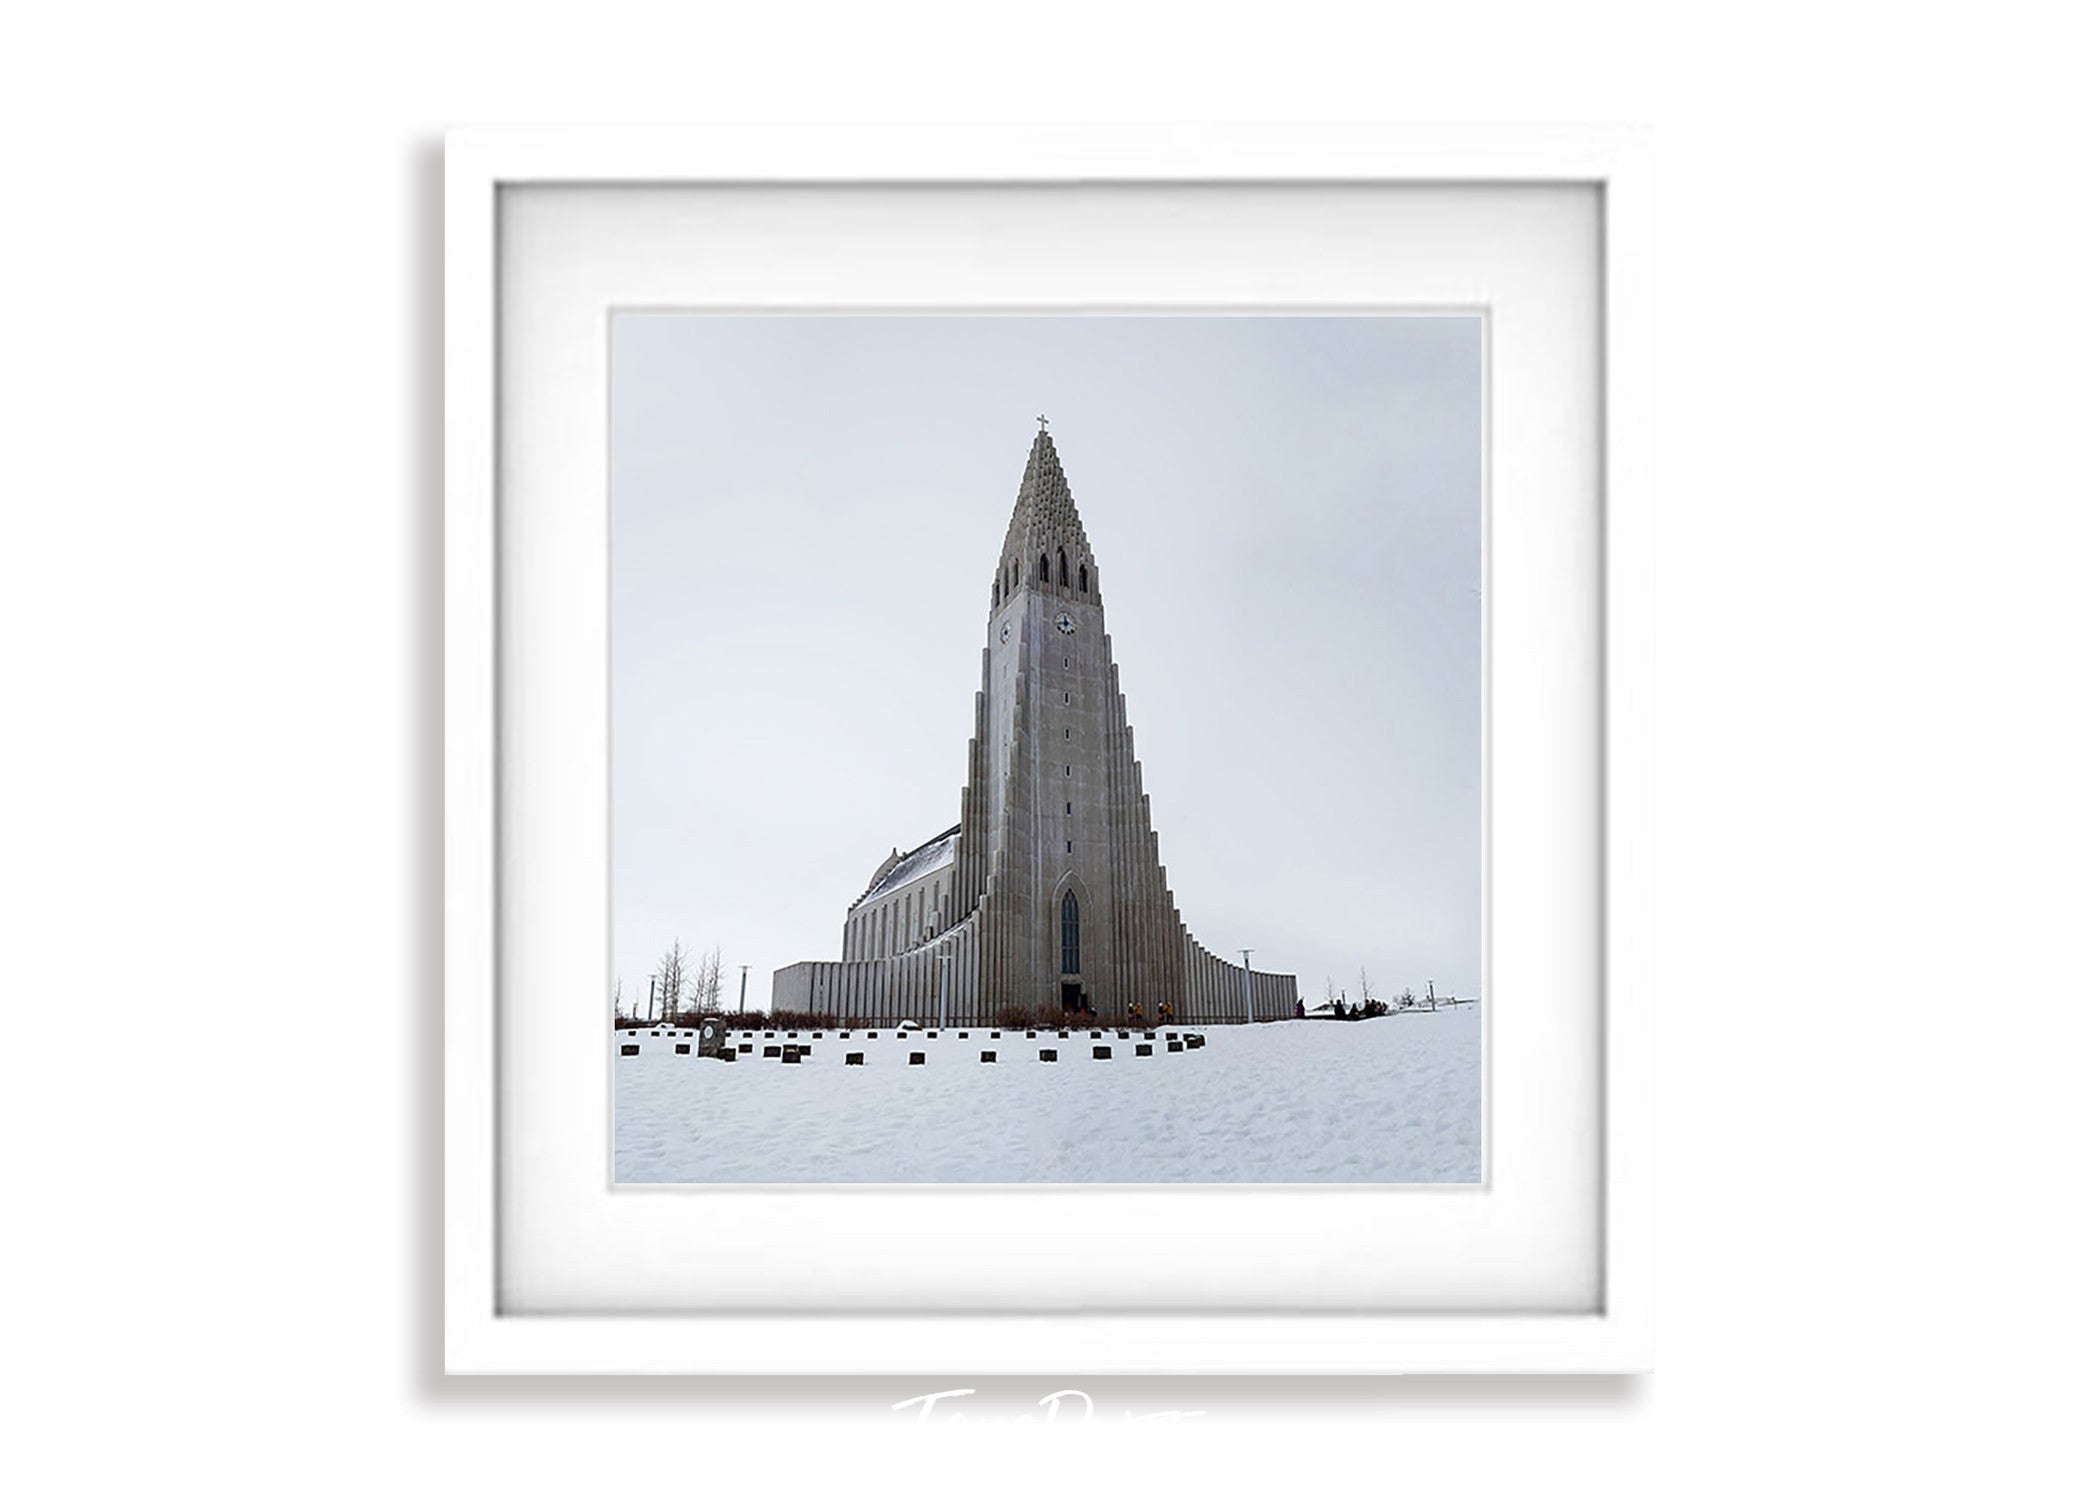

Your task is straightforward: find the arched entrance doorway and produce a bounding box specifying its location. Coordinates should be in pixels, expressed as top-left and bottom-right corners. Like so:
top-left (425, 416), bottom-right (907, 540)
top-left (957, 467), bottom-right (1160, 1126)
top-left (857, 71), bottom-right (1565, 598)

top-left (1058, 888), bottom-right (1087, 1015)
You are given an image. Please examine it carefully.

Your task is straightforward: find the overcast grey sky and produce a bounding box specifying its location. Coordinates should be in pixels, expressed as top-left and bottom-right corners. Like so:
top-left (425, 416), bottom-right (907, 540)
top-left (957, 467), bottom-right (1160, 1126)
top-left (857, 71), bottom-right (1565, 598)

top-left (611, 315), bottom-right (1481, 1012)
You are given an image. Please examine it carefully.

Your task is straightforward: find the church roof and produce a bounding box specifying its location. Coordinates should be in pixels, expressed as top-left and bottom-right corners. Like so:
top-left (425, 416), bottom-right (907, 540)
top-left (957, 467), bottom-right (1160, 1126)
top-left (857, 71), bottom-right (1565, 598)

top-left (852, 824), bottom-right (961, 908)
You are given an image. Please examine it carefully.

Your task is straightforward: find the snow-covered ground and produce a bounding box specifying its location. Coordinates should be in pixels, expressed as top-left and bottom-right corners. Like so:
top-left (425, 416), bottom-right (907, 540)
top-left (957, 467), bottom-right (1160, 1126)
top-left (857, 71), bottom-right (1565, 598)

top-left (614, 1005), bottom-right (1480, 1184)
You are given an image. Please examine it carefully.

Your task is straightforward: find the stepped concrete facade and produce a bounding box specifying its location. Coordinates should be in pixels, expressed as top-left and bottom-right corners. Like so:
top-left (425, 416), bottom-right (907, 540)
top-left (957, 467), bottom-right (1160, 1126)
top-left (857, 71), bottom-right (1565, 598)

top-left (771, 426), bottom-right (1297, 1026)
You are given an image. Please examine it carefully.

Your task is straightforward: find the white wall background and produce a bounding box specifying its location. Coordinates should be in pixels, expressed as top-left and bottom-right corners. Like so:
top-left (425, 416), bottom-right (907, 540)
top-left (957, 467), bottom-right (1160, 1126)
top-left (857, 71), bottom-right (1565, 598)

top-left (3, 3), bottom-right (2093, 1493)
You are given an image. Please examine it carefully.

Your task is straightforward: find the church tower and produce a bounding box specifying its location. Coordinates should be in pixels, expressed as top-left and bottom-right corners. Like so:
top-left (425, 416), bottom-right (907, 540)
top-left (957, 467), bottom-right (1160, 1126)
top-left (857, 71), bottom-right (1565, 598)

top-left (772, 425), bottom-right (1297, 1026)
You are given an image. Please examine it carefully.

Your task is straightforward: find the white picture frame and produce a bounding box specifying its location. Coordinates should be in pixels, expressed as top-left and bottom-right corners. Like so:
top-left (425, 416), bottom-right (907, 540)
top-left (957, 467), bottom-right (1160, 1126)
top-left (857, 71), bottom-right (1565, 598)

top-left (445, 125), bottom-right (1652, 1374)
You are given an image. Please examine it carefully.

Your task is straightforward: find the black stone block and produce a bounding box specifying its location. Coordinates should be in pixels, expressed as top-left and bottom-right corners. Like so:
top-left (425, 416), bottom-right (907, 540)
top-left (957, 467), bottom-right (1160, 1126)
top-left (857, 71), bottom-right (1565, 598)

top-left (781, 1048), bottom-right (801, 1064)
top-left (1167, 1041), bottom-right (1183, 1053)
top-left (990, 1030), bottom-right (1001, 1038)
top-left (739, 1043), bottom-right (751, 1052)
top-left (909, 1052), bottom-right (926, 1066)
top-left (720, 1050), bottom-right (735, 1063)
top-left (1039, 1049), bottom-right (1057, 1062)
top-left (1136, 1044), bottom-right (1153, 1056)
top-left (619, 1044), bottom-right (639, 1057)
top-left (958, 1031), bottom-right (969, 1038)
top-left (1090, 1030), bottom-right (1103, 1038)
top-left (763, 1045), bottom-right (781, 1058)
top-left (1144, 1031), bottom-right (1157, 1040)
top-left (675, 1044), bottom-right (690, 1054)
top-left (846, 1052), bottom-right (865, 1066)
top-left (1116, 1030), bottom-right (1129, 1039)
top-left (980, 1051), bottom-right (996, 1063)
top-left (1058, 1029), bottom-right (1069, 1038)
top-left (1187, 1035), bottom-right (1205, 1049)
top-left (1026, 1030), bottom-right (1037, 1038)
top-left (1093, 1045), bottom-right (1111, 1059)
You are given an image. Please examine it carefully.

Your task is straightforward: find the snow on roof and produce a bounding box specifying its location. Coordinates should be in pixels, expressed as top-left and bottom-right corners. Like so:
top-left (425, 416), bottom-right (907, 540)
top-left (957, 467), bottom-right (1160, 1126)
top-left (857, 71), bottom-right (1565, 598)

top-left (853, 825), bottom-right (961, 907)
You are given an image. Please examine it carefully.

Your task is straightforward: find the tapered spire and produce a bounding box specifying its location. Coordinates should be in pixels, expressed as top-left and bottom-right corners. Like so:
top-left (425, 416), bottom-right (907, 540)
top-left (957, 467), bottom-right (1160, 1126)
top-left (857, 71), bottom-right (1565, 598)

top-left (992, 423), bottom-right (1097, 607)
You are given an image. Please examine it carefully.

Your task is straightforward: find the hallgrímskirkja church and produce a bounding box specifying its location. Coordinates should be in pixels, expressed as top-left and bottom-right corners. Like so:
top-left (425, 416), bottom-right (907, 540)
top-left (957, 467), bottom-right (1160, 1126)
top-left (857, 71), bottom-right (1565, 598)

top-left (771, 425), bottom-right (1298, 1026)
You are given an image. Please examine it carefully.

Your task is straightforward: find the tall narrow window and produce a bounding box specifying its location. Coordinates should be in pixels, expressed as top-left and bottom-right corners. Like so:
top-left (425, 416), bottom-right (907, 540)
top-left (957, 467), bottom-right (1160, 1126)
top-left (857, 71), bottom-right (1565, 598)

top-left (1079, 564), bottom-right (1088, 593)
top-left (1038, 554), bottom-right (1050, 582)
top-left (1060, 890), bottom-right (1080, 975)
top-left (1058, 548), bottom-right (1069, 586)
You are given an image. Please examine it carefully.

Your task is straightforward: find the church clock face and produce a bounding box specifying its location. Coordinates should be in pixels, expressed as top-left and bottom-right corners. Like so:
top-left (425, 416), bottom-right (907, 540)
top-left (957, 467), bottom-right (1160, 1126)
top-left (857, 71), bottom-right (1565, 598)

top-left (999, 621), bottom-right (1011, 644)
top-left (1055, 611), bottom-right (1076, 635)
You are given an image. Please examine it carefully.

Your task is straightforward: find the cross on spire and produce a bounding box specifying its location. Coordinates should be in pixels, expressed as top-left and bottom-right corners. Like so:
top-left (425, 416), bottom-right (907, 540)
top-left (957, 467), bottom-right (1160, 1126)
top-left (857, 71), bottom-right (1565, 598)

top-left (1037, 413), bottom-right (1049, 432)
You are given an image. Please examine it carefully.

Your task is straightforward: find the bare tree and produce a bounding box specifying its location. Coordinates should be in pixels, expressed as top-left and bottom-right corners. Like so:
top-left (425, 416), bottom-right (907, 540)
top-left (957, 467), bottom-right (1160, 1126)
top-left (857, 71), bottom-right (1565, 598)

top-left (612, 977), bottom-right (624, 1025)
top-left (653, 941), bottom-right (690, 1023)
top-left (697, 945), bottom-right (724, 1015)
top-left (1357, 966), bottom-right (1378, 1009)
top-left (1323, 975), bottom-right (1338, 1009)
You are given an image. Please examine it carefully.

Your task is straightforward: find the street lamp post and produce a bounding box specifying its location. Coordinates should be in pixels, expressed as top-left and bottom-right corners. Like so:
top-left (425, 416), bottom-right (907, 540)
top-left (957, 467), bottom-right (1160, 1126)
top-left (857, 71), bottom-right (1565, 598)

top-left (1238, 948), bottom-right (1255, 1024)
top-left (738, 964), bottom-right (749, 1012)
top-left (937, 949), bottom-right (952, 1030)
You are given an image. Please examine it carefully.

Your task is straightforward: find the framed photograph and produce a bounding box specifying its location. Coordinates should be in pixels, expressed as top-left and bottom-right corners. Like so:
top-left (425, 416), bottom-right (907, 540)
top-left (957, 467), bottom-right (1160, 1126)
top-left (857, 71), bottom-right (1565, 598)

top-left (445, 125), bottom-right (1651, 1373)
